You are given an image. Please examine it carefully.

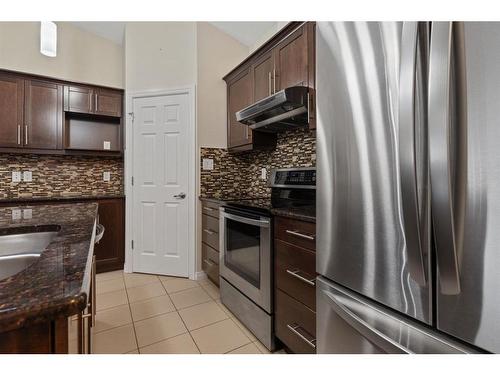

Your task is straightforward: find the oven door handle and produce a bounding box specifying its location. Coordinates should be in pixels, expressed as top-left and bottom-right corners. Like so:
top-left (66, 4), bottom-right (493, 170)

top-left (222, 212), bottom-right (270, 228)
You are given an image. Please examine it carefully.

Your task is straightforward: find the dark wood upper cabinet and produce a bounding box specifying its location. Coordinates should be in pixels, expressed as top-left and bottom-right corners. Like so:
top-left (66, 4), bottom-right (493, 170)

top-left (64, 86), bottom-right (93, 114)
top-left (227, 67), bottom-right (253, 149)
top-left (274, 25), bottom-right (309, 90)
top-left (251, 50), bottom-right (274, 102)
top-left (0, 73), bottom-right (24, 148)
top-left (24, 79), bottom-right (63, 150)
top-left (223, 22), bottom-right (316, 152)
top-left (94, 89), bottom-right (122, 117)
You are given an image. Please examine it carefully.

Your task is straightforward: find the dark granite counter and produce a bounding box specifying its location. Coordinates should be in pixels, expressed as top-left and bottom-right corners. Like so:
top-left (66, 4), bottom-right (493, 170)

top-left (271, 206), bottom-right (316, 223)
top-left (0, 202), bottom-right (98, 333)
top-left (0, 194), bottom-right (125, 205)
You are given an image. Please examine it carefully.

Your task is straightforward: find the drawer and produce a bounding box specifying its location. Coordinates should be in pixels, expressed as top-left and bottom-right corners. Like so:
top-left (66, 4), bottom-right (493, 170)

top-left (202, 214), bottom-right (219, 250)
top-left (275, 239), bottom-right (316, 311)
top-left (202, 243), bottom-right (219, 286)
top-left (275, 216), bottom-right (316, 251)
top-left (202, 201), bottom-right (220, 219)
top-left (275, 289), bottom-right (316, 354)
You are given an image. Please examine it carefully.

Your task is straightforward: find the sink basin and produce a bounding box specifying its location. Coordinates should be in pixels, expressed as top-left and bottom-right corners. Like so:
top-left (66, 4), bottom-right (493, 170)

top-left (0, 227), bottom-right (60, 281)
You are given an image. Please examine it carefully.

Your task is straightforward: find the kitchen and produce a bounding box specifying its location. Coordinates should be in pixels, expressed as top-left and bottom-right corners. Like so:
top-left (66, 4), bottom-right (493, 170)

top-left (0, 0), bottom-right (499, 372)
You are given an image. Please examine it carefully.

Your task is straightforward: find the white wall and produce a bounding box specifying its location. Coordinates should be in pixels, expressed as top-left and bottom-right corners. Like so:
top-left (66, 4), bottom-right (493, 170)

top-left (0, 22), bottom-right (123, 88)
top-left (124, 22), bottom-right (197, 92)
top-left (197, 22), bottom-right (249, 149)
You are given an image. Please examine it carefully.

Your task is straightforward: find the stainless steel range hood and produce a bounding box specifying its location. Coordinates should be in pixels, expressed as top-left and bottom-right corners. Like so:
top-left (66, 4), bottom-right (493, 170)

top-left (235, 86), bottom-right (309, 132)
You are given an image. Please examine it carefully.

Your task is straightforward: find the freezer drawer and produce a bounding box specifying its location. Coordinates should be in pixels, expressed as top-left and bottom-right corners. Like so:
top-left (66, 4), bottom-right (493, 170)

top-left (316, 277), bottom-right (476, 354)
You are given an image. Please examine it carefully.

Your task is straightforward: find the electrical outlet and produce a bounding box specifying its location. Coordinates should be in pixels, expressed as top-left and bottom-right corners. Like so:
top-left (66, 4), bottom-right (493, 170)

top-left (103, 172), bottom-right (111, 182)
top-left (23, 171), bottom-right (32, 182)
top-left (23, 209), bottom-right (32, 220)
top-left (202, 158), bottom-right (214, 170)
top-left (103, 141), bottom-right (111, 150)
top-left (11, 209), bottom-right (21, 220)
top-left (261, 168), bottom-right (267, 181)
top-left (11, 171), bottom-right (21, 183)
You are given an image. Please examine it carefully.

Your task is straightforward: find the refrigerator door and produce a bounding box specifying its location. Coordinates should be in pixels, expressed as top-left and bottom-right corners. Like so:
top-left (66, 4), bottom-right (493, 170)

top-left (316, 22), bottom-right (432, 323)
top-left (316, 277), bottom-right (476, 354)
top-left (430, 22), bottom-right (500, 353)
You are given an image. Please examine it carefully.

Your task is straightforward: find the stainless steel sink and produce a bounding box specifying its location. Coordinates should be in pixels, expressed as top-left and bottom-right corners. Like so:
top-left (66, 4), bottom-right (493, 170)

top-left (0, 229), bottom-right (59, 281)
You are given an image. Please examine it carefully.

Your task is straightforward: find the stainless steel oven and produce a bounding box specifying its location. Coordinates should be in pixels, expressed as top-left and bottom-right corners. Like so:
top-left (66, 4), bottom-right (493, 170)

top-left (219, 207), bottom-right (271, 313)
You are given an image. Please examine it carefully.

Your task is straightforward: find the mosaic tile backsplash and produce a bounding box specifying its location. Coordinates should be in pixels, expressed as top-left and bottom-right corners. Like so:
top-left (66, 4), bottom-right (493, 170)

top-left (200, 127), bottom-right (316, 198)
top-left (0, 154), bottom-right (124, 200)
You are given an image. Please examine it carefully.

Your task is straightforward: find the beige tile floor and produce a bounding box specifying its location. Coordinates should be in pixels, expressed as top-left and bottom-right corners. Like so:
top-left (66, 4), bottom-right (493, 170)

top-left (93, 270), bottom-right (276, 354)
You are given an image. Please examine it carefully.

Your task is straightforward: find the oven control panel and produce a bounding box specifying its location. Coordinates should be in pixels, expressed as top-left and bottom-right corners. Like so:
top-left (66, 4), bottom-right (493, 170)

top-left (271, 168), bottom-right (316, 188)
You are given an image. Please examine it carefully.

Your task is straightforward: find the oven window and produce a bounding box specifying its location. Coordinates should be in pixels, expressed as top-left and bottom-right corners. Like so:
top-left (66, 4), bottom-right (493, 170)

top-left (225, 218), bottom-right (260, 288)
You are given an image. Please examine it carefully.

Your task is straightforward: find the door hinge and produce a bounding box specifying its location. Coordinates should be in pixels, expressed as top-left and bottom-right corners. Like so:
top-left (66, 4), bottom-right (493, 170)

top-left (128, 112), bottom-right (135, 122)
top-left (131, 176), bottom-right (134, 186)
top-left (131, 240), bottom-right (134, 250)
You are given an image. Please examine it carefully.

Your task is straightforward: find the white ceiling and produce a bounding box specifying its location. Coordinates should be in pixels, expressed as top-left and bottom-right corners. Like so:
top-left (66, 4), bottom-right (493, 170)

top-left (68, 21), bottom-right (278, 47)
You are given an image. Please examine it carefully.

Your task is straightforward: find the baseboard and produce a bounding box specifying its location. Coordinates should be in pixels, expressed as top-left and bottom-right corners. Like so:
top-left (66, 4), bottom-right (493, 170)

top-left (194, 271), bottom-right (207, 281)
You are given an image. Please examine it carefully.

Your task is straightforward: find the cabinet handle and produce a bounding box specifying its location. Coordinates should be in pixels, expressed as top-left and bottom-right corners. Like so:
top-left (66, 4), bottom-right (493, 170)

top-left (285, 229), bottom-right (315, 241)
top-left (94, 94), bottom-right (98, 113)
top-left (203, 207), bottom-right (215, 212)
top-left (273, 66), bottom-right (276, 93)
top-left (286, 269), bottom-right (316, 286)
top-left (286, 324), bottom-right (316, 349)
top-left (307, 91), bottom-right (311, 124)
top-left (203, 259), bottom-right (216, 267)
top-left (17, 125), bottom-right (21, 145)
top-left (25, 125), bottom-right (28, 145)
top-left (203, 229), bottom-right (216, 235)
top-left (268, 71), bottom-right (272, 95)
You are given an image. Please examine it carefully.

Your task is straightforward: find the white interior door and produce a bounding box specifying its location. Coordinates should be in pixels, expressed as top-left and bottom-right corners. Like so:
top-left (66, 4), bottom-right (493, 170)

top-left (132, 93), bottom-right (190, 277)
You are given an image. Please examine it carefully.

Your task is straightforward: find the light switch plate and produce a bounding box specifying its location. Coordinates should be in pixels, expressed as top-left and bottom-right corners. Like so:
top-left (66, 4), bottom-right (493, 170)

top-left (12, 171), bottom-right (21, 183)
top-left (23, 171), bottom-right (32, 182)
top-left (103, 171), bottom-right (111, 182)
top-left (103, 141), bottom-right (111, 150)
top-left (11, 209), bottom-right (21, 220)
top-left (202, 158), bottom-right (214, 170)
top-left (261, 168), bottom-right (267, 181)
top-left (23, 209), bottom-right (32, 220)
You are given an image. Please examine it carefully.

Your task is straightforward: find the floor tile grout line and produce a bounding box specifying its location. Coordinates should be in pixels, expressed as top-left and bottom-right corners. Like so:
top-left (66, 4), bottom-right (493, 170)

top-left (122, 278), bottom-right (140, 353)
top-left (136, 330), bottom-right (195, 353)
top-left (176, 306), bottom-right (204, 354)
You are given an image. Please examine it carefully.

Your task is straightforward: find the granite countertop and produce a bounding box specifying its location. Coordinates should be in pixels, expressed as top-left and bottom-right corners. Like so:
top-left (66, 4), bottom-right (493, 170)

top-left (0, 194), bottom-right (125, 204)
top-left (271, 206), bottom-right (316, 223)
top-left (0, 202), bottom-right (98, 333)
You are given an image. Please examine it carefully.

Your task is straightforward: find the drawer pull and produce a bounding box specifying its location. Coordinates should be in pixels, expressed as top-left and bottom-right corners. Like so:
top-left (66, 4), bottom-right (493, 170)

top-left (285, 230), bottom-right (315, 241)
top-left (286, 324), bottom-right (316, 349)
top-left (203, 229), bottom-right (216, 235)
top-left (203, 207), bottom-right (215, 212)
top-left (204, 259), bottom-right (216, 267)
top-left (286, 269), bottom-right (316, 286)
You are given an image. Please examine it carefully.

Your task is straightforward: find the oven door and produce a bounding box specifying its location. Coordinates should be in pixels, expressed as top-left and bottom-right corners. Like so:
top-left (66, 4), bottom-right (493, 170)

top-left (220, 207), bottom-right (272, 313)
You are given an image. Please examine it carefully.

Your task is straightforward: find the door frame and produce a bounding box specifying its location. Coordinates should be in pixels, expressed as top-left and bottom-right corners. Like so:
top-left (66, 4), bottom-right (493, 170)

top-left (124, 86), bottom-right (197, 279)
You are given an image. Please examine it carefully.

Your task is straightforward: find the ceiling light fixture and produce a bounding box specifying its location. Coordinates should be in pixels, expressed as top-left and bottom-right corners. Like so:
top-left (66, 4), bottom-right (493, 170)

top-left (40, 21), bottom-right (57, 57)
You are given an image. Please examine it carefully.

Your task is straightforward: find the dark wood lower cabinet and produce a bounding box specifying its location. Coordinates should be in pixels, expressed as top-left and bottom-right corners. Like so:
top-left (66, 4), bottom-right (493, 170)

top-left (94, 198), bottom-right (125, 273)
top-left (201, 200), bottom-right (220, 286)
top-left (0, 256), bottom-right (96, 354)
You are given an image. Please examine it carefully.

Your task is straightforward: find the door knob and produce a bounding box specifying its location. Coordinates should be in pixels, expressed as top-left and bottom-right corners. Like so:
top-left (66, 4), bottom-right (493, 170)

top-left (174, 192), bottom-right (186, 199)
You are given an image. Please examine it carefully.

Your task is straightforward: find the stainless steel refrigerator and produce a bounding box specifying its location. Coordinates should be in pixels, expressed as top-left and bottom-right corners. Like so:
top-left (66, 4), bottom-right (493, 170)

top-left (316, 21), bottom-right (500, 354)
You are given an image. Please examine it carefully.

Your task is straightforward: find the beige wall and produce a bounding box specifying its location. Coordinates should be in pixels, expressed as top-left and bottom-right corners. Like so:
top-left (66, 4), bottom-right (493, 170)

top-left (249, 22), bottom-right (288, 54)
top-left (124, 22), bottom-right (197, 92)
top-left (196, 22), bottom-right (249, 149)
top-left (0, 22), bottom-right (123, 88)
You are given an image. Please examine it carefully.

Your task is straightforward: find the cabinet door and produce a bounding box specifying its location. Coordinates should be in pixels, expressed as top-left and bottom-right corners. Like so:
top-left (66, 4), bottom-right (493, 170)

top-left (64, 85), bottom-right (93, 114)
top-left (94, 199), bottom-right (125, 273)
top-left (24, 79), bottom-right (63, 149)
top-left (0, 73), bottom-right (24, 148)
top-left (227, 67), bottom-right (253, 149)
top-left (94, 89), bottom-right (122, 117)
top-left (251, 50), bottom-right (274, 101)
top-left (274, 24), bottom-right (309, 90)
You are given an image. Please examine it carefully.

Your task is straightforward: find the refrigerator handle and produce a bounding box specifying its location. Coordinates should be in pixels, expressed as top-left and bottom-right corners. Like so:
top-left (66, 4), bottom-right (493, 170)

top-left (321, 289), bottom-right (411, 354)
top-left (399, 21), bottom-right (427, 286)
top-left (428, 22), bottom-right (467, 295)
